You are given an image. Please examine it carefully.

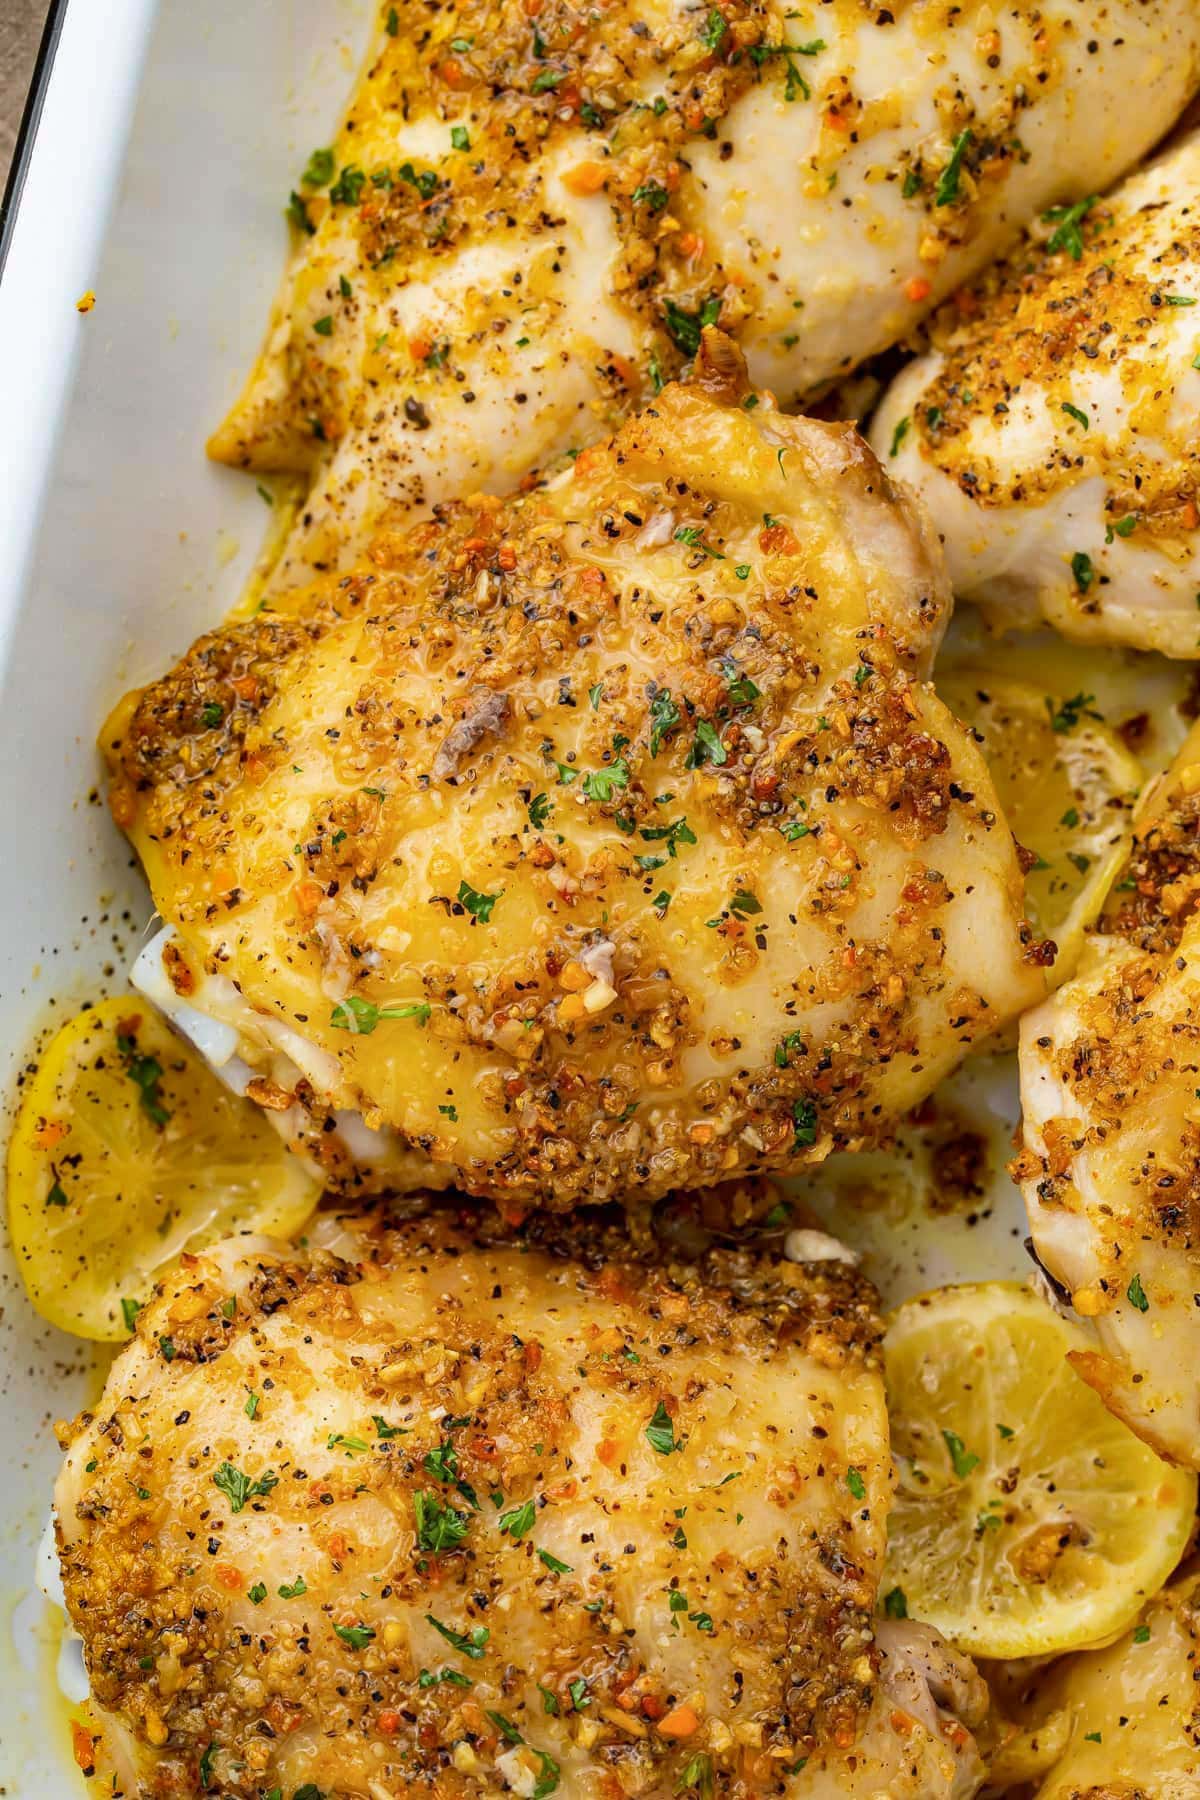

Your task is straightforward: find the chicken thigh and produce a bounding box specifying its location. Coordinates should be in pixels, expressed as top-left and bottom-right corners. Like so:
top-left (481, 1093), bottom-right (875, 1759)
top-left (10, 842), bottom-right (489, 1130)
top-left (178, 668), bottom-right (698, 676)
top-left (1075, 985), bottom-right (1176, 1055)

top-left (1016, 724), bottom-right (1200, 1466)
top-left (105, 358), bottom-right (1045, 1210)
top-left (55, 1202), bottom-right (990, 1799)
top-left (1017, 1571), bottom-right (1200, 1796)
top-left (873, 129), bottom-right (1200, 658)
top-left (209, 0), bottom-right (1200, 594)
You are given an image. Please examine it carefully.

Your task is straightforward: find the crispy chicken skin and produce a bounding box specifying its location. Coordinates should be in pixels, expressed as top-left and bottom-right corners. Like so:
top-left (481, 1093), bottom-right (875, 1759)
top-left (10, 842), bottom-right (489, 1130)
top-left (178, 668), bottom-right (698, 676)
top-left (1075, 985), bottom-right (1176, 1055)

top-left (104, 360), bottom-right (1044, 1210)
top-left (55, 1202), bottom-right (989, 1799)
top-left (1015, 1570), bottom-right (1200, 1797)
top-left (1016, 725), bottom-right (1200, 1467)
top-left (873, 129), bottom-right (1200, 658)
top-left (209, 0), bottom-right (1200, 595)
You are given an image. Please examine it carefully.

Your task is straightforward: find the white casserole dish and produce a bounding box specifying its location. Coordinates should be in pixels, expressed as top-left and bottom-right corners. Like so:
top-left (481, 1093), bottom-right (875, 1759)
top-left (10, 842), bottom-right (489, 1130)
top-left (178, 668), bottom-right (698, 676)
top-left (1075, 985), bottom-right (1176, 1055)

top-left (0, 3), bottom-right (1046, 1791)
top-left (0, 4), bottom-right (375, 1789)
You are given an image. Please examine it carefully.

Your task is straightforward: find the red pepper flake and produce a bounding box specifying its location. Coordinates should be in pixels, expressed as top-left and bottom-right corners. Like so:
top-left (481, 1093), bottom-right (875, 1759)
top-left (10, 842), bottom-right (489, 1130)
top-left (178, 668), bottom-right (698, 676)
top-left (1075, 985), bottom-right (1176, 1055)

top-left (72, 1722), bottom-right (96, 1774)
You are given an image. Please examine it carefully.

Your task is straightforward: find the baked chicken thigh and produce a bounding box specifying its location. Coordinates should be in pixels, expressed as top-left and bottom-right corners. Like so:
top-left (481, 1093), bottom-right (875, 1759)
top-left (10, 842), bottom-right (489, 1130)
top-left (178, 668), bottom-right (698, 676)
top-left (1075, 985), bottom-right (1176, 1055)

top-left (210, 0), bottom-right (1200, 594)
top-left (1018, 1571), bottom-right (1200, 1796)
top-left (55, 1203), bottom-right (990, 1799)
top-left (874, 128), bottom-right (1200, 658)
top-left (1016, 725), bottom-right (1200, 1466)
top-left (106, 359), bottom-right (1044, 1210)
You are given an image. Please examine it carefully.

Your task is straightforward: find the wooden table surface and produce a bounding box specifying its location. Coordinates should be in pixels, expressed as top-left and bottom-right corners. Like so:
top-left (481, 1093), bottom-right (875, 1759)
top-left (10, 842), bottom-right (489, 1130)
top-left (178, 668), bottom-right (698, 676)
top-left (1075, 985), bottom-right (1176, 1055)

top-left (1, 0), bottom-right (51, 193)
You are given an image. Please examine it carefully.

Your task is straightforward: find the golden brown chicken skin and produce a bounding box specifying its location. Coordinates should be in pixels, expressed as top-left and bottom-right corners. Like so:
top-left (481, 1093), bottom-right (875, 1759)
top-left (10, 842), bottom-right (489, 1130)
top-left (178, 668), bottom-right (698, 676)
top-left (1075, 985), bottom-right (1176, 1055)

top-left (212, 0), bottom-right (1200, 596)
top-left (1017, 725), bottom-right (1200, 1466)
top-left (105, 352), bottom-right (1044, 1211)
top-left (54, 1200), bottom-right (990, 1799)
top-left (873, 129), bottom-right (1200, 657)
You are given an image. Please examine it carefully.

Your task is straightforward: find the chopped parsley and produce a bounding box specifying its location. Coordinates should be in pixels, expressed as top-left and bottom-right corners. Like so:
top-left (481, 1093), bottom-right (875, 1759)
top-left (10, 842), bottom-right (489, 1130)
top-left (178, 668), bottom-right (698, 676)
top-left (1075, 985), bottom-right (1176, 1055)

top-left (451, 125), bottom-right (471, 151)
top-left (329, 995), bottom-right (430, 1033)
top-left (686, 719), bottom-right (727, 768)
top-left (498, 1497), bottom-right (537, 1540)
top-left (649, 688), bottom-right (681, 756)
top-left (1133, 1623), bottom-right (1151, 1644)
top-left (329, 163), bottom-right (366, 206)
top-left (846, 1467), bottom-right (866, 1501)
top-left (581, 760), bottom-right (630, 802)
top-left (1045, 691), bottom-right (1098, 733)
top-left (722, 661), bottom-right (760, 705)
top-left (334, 1622), bottom-right (376, 1651)
top-left (748, 38), bottom-right (825, 103)
top-left (458, 879), bottom-right (501, 923)
top-left (426, 1613), bottom-right (490, 1658)
top-left (414, 1491), bottom-right (471, 1553)
top-left (633, 181), bottom-right (670, 213)
top-left (118, 1031), bottom-right (171, 1127)
top-left (302, 146), bottom-right (335, 187)
top-left (646, 1399), bottom-right (679, 1455)
top-left (662, 294), bottom-right (721, 357)
top-left (277, 1575), bottom-right (307, 1599)
top-left (700, 8), bottom-right (727, 52)
top-left (1061, 401), bottom-right (1089, 430)
top-left (675, 524), bottom-right (725, 559)
top-left (1042, 194), bottom-right (1097, 261)
top-left (1126, 1272), bottom-right (1149, 1312)
top-left (678, 1752), bottom-right (714, 1796)
top-left (212, 1461), bottom-right (278, 1515)
top-left (1071, 550), bottom-right (1094, 593)
top-left (889, 415), bottom-right (910, 458)
top-left (528, 792), bottom-right (553, 829)
top-left (120, 1296), bottom-right (141, 1333)
top-left (942, 1430), bottom-right (979, 1479)
top-left (419, 1666), bottom-right (473, 1689)
top-left (639, 815), bottom-right (696, 858)
top-left (792, 1097), bottom-right (818, 1148)
top-left (325, 1432), bottom-right (368, 1461)
top-left (423, 1438), bottom-right (480, 1510)
top-left (884, 1586), bottom-right (908, 1619)
top-left (935, 128), bottom-right (972, 206)
top-left (537, 1548), bottom-right (572, 1574)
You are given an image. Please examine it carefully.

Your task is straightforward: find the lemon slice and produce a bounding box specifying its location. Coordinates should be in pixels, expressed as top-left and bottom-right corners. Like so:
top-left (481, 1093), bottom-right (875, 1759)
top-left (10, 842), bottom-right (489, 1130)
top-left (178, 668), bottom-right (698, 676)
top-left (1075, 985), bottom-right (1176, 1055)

top-left (7, 997), bottom-right (320, 1340)
top-left (939, 670), bottom-right (1141, 982)
top-left (883, 1282), bottom-right (1196, 1659)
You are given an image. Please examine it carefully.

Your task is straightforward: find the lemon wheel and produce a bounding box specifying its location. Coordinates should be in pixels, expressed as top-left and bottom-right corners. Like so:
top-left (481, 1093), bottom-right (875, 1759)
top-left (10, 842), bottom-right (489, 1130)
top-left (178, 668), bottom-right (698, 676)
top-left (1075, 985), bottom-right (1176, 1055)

top-left (939, 670), bottom-right (1141, 982)
top-left (882, 1282), bottom-right (1196, 1659)
top-left (7, 996), bottom-right (320, 1340)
